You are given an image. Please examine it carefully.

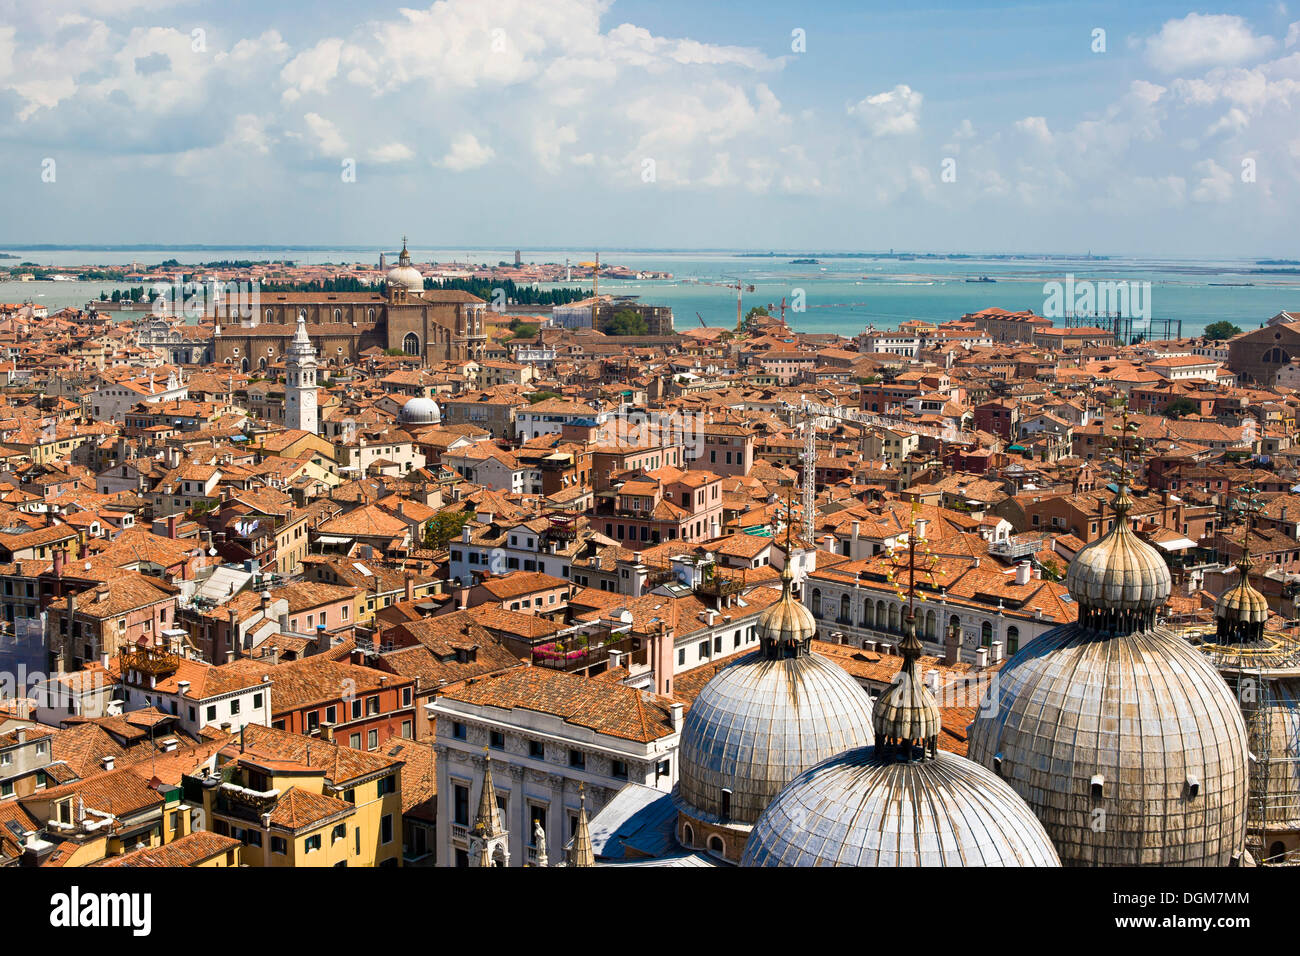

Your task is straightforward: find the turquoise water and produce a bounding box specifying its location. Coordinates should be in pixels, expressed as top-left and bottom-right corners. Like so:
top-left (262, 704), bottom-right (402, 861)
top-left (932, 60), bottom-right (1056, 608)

top-left (3, 248), bottom-right (1298, 337)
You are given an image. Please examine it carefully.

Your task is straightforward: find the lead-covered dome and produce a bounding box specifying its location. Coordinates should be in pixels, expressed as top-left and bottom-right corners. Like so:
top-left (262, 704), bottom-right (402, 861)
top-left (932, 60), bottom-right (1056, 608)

top-left (1064, 487), bottom-right (1171, 629)
top-left (968, 475), bottom-right (1249, 866)
top-left (399, 396), bottom-right (441, 425)
top-left (675, 562), bottom-right (875, 836)
top-left (744, 610), bottom-right (1058, 867)
top-left (742, 748), bottom-right (1061, 867)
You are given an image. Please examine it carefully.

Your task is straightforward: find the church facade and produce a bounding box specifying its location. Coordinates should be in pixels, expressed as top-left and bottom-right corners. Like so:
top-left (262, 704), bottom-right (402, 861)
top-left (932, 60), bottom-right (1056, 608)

top-left (211, 241), bottom-right (488, 372)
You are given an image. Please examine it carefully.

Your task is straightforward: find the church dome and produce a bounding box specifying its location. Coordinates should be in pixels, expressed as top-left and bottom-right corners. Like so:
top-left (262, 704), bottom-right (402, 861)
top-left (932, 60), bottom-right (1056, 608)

top-left (968, 469), bottom-right (1249, 866)
top-left (1215, 549), bottom-right (1269, 643)
top-left (741, 748), bottom-right (1061, 867)
top-left (1063, 487), bottom-right (1171, 629)
top-left (386, 238), bottom-right (425, 293)
top-left (399, 396), bottom-right (441, 425)
top-left (743, 610), bottom-right (1058, 867)
top-left (675, 562), bottom-right (874, 828)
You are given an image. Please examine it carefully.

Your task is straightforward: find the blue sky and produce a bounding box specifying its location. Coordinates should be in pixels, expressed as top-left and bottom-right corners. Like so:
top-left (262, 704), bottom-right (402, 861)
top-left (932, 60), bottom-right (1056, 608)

top-left (1, 0), bottom-right (1299, 256)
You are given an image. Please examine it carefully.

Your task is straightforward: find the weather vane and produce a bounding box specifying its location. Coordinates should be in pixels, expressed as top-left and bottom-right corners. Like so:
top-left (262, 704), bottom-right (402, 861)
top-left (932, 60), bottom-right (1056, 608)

top-left (882, 501), bottom-right (941, 620)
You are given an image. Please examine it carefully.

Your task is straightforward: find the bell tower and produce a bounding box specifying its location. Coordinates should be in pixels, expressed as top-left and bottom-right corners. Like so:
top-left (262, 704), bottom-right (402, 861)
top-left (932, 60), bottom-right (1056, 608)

top-left (285, 314), bottom-right (319, 434)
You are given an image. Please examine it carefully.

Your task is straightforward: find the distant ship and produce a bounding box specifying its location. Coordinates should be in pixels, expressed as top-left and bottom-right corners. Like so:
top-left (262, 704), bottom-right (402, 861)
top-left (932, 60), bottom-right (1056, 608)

top-left (966, 275), bottom-right (996, 283)
top-left (789, 258), bottom-right (820, 264)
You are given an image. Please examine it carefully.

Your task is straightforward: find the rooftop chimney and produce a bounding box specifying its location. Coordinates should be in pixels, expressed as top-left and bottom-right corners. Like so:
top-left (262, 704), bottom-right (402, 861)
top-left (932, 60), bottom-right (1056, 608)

top-left (669, 701), bottom-right (684, 732)
top-left (975, 647), bottom-right (989, 668)
top-left (53, 548), bottom-right (65, 579)
top-left (1015, 562), bottom-right (1031, 586)
top-left (101, 755), bottom-right (115, 771)
top-left (943, 619), bottom-right (962, 666)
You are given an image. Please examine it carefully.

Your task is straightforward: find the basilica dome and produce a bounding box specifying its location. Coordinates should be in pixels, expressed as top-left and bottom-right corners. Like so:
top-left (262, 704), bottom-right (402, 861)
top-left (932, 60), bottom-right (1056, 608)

top-left (742, 609), bottom-right (1059, 867)
top-left (399, 396), bottom-right (441, 425)
top-left (742, 746), bottom-right (1061, 867)
top-left (386, 238), bottom-right (425, 294)
top-left (674, 562), bottom-right (875, 848)
top-left (967, 480), bottom-right (1249, 866)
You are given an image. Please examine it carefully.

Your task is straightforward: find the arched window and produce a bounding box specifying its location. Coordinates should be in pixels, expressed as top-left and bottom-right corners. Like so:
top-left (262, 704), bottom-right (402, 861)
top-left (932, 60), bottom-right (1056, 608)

top-left (860, 601), bottom-right (871, 627)
top-left (1264, 347), bottom-right (1291, 364)
top-left (240, 357), bottom-right (249, 373)
top-left (925, 609), bottom-right (937, 639)
top-left (367, 309), bottom-right (375, 321)
top-left (839, 594), bottom-right (850, 624)
top-left (949, 615), bottom-right (961, 638)
top-left (403, 332), bottom-right (420, 356)
top-left (333, 309), bottom-right (342, 322)
top-left (981, 621), bottom-right (993, 647)
top-left (889, 603), bottom-right (900, 633)
top-left (683, 823), bottom-right (695, 847)
top-left (708, 835), bottom-right (725, 856)
top-left (1007, 626), bottom-right (1020, 654)
top-left (811, 589), bottom-right (821, 617)
top-left (264, 308), bottom-right (272, 322)
top-left (258, 357), bottom-right (267, 370)
top-left (876, 599), bottom-right (886, 629)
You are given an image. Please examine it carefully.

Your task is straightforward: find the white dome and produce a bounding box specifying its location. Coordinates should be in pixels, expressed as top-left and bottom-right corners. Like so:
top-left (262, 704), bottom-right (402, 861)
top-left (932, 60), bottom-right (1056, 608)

top-left (386, 265), bottom-right (424, 293)
top-left (676, 651), bottom-right (875, 826)
top-left (742, 748), bottom-right (1061, 867)
top-left (400, 396), bottom-right (441, 425)
top-left (386, 238), bottom-right (425, 293)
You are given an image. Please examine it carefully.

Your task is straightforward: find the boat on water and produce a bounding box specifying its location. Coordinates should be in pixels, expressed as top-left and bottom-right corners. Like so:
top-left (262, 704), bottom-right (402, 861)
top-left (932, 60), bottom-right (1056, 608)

top-left (966, 275), bottom-right (996, 283)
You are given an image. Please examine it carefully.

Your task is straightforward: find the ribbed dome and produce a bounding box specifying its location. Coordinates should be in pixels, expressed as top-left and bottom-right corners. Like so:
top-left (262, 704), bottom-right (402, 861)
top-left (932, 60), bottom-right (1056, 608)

top-left (742, 748), bottom-right (1061, 867)
top-left (386, 239), bottom-right (424, 293)
top-left (399, 396), bottom-right (441, 425)
top-left (756, 574), bottom-right (817, 646)
top-left (1217, 576), bottom-right (1269, 624)
top-left (675, 651), bottom-right (875, 825)
top-left (1065, 489), bottom-right (1171, 627)
top-left (967, 622), bottom-right (1249, 865)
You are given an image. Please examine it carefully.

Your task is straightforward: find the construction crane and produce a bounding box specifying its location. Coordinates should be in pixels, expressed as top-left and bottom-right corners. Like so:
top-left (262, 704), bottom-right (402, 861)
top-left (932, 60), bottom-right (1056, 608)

top-left (782, 396), bottom-right (974, 545)
top-left (701, 278), bottom-right (755, 329)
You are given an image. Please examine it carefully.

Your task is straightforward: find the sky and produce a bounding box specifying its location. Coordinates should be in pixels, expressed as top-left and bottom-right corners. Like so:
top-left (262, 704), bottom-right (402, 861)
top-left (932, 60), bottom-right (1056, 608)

top-left (1, 0), bottom-right (1299, 256)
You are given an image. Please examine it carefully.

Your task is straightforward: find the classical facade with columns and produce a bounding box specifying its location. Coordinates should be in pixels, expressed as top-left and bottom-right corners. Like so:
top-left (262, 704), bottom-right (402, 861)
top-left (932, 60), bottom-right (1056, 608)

top-left (428, 667), bottom-right (681, 867)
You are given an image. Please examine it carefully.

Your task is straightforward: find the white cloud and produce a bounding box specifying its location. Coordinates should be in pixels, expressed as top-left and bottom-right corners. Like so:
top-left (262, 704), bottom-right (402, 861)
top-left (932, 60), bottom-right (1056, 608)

top-left (440, 132), bottom-right (494, 171)
top-left (1190, 159), bottom-right (1235, 202)
top-left (303, 112), bottom-right (347, 156)
top-left (1146, 14), bottom-right (1276, 73)
top-left (847, 84), bottom-right (922, 136)
top-left (1287, 21), bottom-right (1300, 48)
top-left (1015, 115), bottom-right (1053, 144)
top-left (281, 38), bottom-right (343, 101)
top-left (369, 142), bottom-right (414, 164)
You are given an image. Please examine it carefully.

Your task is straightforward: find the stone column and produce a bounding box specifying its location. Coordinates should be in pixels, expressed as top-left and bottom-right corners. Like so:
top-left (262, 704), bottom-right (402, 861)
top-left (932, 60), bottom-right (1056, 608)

top-left (546, 772), bottom-right (566, 866)
top-left (508, 764), bottom-right (526, 865)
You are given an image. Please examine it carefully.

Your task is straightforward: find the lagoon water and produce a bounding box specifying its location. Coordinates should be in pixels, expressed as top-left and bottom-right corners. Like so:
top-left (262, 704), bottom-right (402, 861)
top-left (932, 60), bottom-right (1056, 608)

top-left (3, 247), bottom-right (1298, 338)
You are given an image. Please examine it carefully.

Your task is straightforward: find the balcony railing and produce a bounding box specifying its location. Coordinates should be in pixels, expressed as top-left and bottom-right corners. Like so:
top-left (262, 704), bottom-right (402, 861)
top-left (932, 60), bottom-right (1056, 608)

top-left (121, 646), bottom-right (181, 677)
top-left (532, 633), bottom-right (637, 673)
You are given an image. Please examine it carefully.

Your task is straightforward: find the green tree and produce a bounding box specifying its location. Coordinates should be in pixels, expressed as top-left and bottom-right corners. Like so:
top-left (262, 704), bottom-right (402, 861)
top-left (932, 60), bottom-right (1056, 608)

top-left (424, 512), bottom-right (471, 550)
top-left (1204, 321), bottom-right (1242, 341)
top-left (527, 390), bottom-right (562, 404)
top-left (605, 309), bottom-right (648, 336)
top-left (1163, 397), bottom-right (1197, 418)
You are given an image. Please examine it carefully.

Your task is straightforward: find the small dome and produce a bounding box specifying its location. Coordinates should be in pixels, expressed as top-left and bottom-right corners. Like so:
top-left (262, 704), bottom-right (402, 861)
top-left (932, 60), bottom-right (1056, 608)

top-left (755, 570), bottom-right (817, 648)
top-left (742, 748), bottom-right (1061, 867)
top-left (1064, 488), bottom-right (1171, 631)
top-left (386, 238), bottom-right (424, 293)
top-left (400, 396), bottom-right (441, 425)
top-left (1217, 575), bottom-right (1269, 624)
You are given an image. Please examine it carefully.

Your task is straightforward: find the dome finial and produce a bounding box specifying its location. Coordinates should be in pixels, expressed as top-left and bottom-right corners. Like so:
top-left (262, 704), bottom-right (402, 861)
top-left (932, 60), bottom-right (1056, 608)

top-left (1216, 485), bottom-right (1268, 644)
top-left (1063, 399), bottom-right (1170, 635)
